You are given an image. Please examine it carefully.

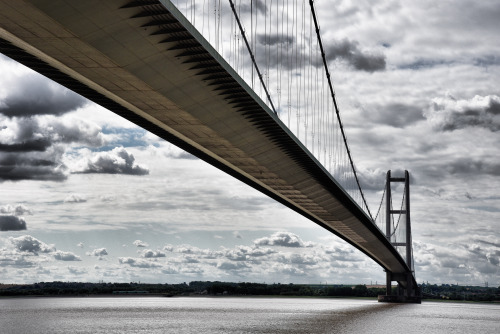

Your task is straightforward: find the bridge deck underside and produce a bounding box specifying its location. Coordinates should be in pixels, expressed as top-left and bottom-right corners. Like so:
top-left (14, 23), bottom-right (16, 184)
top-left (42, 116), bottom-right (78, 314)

top-left (0, 0), bottom-right (410, 277)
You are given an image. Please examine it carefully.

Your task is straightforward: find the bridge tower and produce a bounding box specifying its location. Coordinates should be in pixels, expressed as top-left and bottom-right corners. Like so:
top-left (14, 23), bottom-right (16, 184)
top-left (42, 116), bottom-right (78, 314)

top-left (379, 170), bottom-right (421, 303)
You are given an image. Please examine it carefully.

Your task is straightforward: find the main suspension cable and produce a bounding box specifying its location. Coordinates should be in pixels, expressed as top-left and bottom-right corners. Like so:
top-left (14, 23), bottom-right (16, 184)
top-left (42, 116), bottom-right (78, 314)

top-left (228, 0), bottom-right (277, 115)
top-left (308, 0), bottom-right (373, 221)
top-left (373, 182), bottom-right (386, 222)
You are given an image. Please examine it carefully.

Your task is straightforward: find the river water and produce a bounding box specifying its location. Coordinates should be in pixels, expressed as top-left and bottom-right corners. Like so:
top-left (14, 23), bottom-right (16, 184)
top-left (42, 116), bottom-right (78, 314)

top-left (1, 297), bottom-right (498, 333)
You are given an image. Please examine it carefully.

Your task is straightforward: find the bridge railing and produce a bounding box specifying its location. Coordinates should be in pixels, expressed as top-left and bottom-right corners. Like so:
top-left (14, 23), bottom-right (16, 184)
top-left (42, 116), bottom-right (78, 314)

top-left (167, 0), bottom-right (373, 219)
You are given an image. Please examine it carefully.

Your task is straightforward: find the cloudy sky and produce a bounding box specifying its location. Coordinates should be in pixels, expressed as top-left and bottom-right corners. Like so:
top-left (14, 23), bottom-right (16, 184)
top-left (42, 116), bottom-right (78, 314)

top-left (1, 0), bottom-right (499, 286)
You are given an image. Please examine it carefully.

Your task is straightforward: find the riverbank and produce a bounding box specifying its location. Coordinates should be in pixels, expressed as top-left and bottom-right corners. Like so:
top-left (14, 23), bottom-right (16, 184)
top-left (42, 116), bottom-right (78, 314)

top-left (1, 281), bottom-right (498, 302)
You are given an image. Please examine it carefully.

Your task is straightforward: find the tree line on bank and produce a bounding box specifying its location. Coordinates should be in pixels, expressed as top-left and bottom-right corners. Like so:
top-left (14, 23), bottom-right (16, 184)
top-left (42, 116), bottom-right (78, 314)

top-left (0, 281), bottom-right (498, 301)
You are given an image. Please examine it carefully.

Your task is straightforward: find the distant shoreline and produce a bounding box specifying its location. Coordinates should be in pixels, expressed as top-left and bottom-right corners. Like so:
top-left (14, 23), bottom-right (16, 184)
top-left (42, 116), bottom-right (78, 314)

top-left (1, 281), bottom-right (498, 302)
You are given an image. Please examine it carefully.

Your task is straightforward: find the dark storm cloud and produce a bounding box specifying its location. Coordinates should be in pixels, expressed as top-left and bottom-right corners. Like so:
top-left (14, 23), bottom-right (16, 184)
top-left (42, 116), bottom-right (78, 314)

top-left (324, 38), bottom-right (386, 72)
top-left (257, 33), bottom-right (294, 46)
top-left (0, 139), bottom-right (51, 152)
top-left (77, 147), bottom-right (149, 175)
top-left (0, 111), bottom-right (107, 182)
top-left (350, 131), bottom-right (391, 149)
top-left (253, 33), bottom-right (296, 71)
top-left (252, 37), bottom-right (384, 72)
top-left (374, 103), bottom-right (425, 127)
top-left (357, 169), bottom-right (387, 191)
top-left (1, 116), bottom-right (105, 150)
top-left (0, 63), bottom-right (109, 182)
top-left (0, 74), bottom-right (87, 117)
top-left (464, 244), bottom-right (500, 269)
top-left (475, 239), bottom-right (500, 248)
top-left (254, 45), bottom-right (296, 70)
top-left (238, 0), bottom-right (267, 14)
top-left (357, 102), bottom-right (425, 128)
top-left (176, 151), bottom-right (197, 160)
top-left (0, 153), bottom-right (68, 181)
top-left (487, 251), bottom-right (500, 266)
top-left (445, 158), bottom-right (500, 176)
top-left (0, 215), bottom-right (27, 231)
top-left (425, 94), bottom-right (500, 132)
top-left (399, 59), bottom-right (453, 70)
top-left (474, 55), bottom-right (500, 67)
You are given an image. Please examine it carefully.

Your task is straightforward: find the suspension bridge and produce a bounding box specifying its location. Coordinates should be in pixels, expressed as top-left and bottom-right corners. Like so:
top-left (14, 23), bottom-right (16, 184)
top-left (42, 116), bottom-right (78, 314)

top-left (0, 0), bottom-right (420, 302)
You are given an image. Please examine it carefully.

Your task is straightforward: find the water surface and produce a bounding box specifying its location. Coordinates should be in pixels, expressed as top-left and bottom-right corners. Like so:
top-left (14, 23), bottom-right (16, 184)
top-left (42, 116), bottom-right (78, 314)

top-left (1, 297), bottom-right (498, 333)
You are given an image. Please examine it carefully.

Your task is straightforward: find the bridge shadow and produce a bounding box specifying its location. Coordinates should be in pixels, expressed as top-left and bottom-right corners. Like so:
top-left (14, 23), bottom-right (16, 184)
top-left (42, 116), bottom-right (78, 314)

top-left (250, 301), bottom-right (402, 334)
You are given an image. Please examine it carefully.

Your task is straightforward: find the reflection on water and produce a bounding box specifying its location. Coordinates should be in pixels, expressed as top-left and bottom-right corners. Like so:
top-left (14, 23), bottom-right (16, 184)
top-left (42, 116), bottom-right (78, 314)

top-left (1, 297), bottom-right (499, 333)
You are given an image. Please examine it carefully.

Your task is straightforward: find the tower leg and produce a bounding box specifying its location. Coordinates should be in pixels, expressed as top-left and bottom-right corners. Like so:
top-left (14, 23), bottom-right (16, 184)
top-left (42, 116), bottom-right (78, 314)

top-left (386, 271), bottom-right (391, 296)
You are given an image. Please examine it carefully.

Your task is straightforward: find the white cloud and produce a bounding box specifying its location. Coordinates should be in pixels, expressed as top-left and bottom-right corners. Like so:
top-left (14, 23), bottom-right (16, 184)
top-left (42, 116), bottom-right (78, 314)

top-left (9, 235), bottom-right (54, 254)
top-left (64, 194), bottom-right (87, 203)
top-left (216, 261), bottom-right (250, 271)
top-left (141, 249), bottom-right (166, 258)
top-left (68, 266), bottom-right (87, 275)
top-left (163, 244), bottom-right (174, 252)
top-left (118, 257), bottom-right (161, 268)
top-left (69, 147), bottom-right (149, 175)
top-left (87, 248), bottom-right (108, 257)
top-left (133, 240), bottom-right (149, 248)
top-left (175, 245), bottom-right (202, 254)
top-left (425, 94), bottom-right (500, 132)
top-left (161, 266), bottom-right (179, 275)
top-left (272, 264), bottom-right (307, 276)
top-left (254, 232), bottom-right (306, 248)
top-left (53, 251), bottom-right (81, 261)
top-left (0, 204), bottom-right (32, 216)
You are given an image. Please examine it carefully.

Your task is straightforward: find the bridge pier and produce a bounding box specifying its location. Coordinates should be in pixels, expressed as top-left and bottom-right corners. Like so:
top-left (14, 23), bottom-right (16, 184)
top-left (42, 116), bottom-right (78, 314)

top-left (378, 271), bottom-right (421, 303)
top-left (378, 294), bottom-right (421, 303)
